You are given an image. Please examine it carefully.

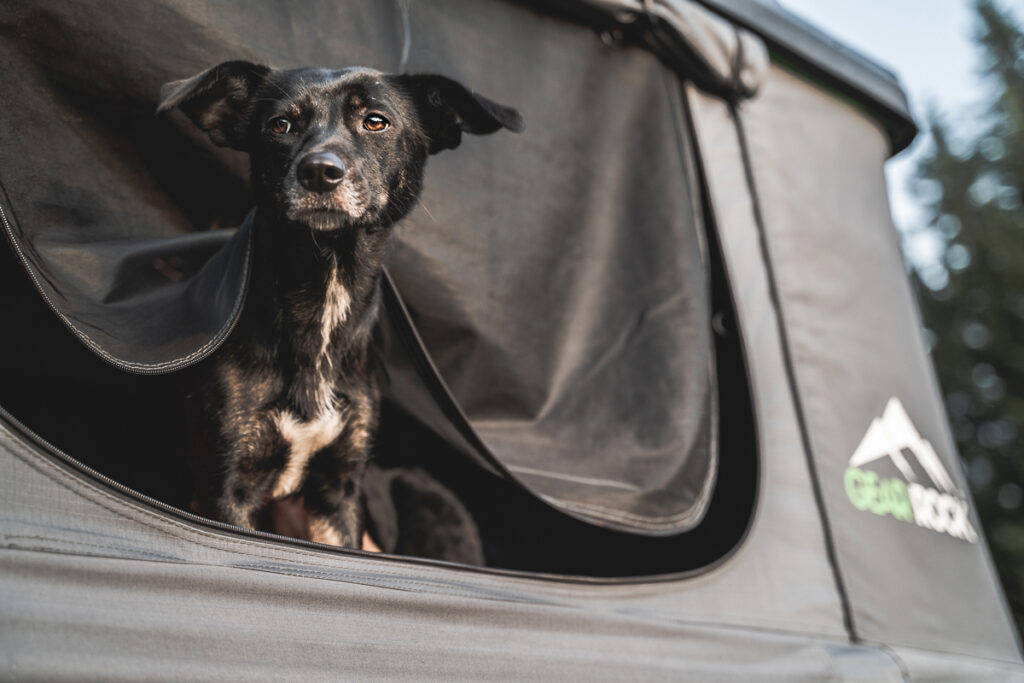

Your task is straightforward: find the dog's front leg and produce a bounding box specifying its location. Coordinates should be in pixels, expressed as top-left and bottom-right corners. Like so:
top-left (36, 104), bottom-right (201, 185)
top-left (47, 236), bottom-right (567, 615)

top-left (216, 411), bottom-right (289, 530)
top-left (301, 431), bottom-right (371, 548)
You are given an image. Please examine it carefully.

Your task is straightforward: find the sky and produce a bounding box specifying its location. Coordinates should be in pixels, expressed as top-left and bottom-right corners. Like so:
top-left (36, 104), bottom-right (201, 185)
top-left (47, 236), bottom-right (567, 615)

top-left (775, 0), bottom-right (1022, 272)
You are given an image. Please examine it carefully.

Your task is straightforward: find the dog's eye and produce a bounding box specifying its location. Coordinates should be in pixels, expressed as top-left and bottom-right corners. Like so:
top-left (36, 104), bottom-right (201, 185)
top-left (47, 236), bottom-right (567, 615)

top-left (363, 114), bottom-right (389, 132)
top-left (269, 117), bottom-right (292, 135)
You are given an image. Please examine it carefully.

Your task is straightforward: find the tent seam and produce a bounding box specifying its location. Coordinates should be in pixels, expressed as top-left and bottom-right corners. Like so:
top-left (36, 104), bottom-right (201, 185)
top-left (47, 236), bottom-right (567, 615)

top-left (0, 540), bottom-right (863, 644)
top-left (0, 538), bottom-right (533, 600)
top-left (727, 102), bottom-right (858, 643)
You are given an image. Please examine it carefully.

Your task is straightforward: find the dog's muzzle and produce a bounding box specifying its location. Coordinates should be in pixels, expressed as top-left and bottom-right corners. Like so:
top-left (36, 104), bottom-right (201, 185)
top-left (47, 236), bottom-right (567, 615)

top-left (297, 152), bottom-right (346, 194)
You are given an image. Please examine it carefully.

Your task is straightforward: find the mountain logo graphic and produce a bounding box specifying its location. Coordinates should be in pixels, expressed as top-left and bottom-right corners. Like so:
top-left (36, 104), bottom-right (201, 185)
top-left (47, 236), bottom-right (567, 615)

top-left (844, 398), bottom-right (977, 543)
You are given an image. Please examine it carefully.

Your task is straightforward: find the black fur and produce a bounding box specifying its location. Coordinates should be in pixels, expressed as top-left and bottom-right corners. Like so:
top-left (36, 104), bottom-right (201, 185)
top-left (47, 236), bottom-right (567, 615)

top-left (159, 62), bottom-right (521, 547)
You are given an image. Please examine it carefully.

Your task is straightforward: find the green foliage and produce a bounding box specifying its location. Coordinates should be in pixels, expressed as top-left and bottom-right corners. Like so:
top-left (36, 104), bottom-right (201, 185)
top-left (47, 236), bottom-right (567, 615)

top-left (913, 0), bottom-right (1024, 637)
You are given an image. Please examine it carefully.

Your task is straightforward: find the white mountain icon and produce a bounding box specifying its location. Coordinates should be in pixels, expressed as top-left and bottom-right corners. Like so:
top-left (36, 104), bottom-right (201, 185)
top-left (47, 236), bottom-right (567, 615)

top-left (848, 397), bottom-right (958, 494)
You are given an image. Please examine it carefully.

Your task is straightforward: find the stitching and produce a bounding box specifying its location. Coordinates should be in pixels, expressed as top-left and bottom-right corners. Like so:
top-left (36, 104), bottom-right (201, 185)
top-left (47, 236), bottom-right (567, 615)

top-left (0, 536), bottom-right (510, 600)
top-left (0, 538), bottom-right (903, 652)
top-left (12, 530), bottom-right (1024, 673)
top-left (1, 534), bottom-right (182, 562)
top-left (0, 196), bottom-right (252, 373)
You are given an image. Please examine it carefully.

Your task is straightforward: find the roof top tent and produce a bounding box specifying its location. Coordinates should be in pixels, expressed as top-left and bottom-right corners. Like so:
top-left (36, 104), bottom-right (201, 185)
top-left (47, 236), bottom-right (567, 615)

top-left (0, 0), bottom-right (1021, 679)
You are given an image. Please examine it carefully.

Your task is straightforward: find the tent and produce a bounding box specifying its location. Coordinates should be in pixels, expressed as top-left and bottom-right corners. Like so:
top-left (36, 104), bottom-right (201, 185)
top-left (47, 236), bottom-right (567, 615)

top-left (1, 0), bottom-right (1021, 679)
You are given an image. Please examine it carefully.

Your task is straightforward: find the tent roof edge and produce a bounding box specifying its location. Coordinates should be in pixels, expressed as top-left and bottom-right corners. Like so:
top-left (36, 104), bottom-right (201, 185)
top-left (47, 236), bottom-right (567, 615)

top-left (692, 0), bottom-right (917, 152)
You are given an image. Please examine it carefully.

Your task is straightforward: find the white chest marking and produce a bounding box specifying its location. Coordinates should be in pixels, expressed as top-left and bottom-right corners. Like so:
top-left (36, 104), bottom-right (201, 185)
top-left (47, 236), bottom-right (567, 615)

top-left (272, 409), bottom-right (345, 498)
top-left (272, 263), bottom-right (352, 499)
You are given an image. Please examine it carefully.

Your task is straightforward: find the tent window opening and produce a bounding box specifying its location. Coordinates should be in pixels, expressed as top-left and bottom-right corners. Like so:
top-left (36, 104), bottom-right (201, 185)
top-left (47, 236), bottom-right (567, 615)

top-left (0, 185), bottom-right (757, 577)
top-left (0, 0), bottom-right (759, 578)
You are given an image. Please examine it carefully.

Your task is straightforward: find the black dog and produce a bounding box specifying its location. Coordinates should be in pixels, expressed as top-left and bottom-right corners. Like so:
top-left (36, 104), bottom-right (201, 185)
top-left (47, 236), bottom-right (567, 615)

top-left (157, 61), bottom-right (521, 548)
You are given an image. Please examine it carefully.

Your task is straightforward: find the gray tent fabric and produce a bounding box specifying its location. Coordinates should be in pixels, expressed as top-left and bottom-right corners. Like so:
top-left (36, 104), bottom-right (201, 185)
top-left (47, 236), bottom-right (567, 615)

top-left (1, 0), bottom-right (1023, 679)
top-left (385, 1), bottom-right (717, 533)
top-left (0, 409), bottom-right (1016, 681)
top-left (549, 0), bottom-right (769, 98)
top-left (0, 204), bottom-right (252, 372)
top-left (732, 63), bottom-right (1022, 660)
top-left (698, 0), bottom-right (918, 152)
top-left (0, 0), bottom-right (718, 534)
top-left (686, 71), bottom-right (1022, 672)
top-left (646, 0), bottom-right (770, 96)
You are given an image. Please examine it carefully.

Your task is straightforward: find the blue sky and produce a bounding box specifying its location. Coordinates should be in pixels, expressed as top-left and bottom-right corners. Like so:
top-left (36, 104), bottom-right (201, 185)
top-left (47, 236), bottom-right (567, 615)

top-left (776, 0), bottom-right (1022, 273)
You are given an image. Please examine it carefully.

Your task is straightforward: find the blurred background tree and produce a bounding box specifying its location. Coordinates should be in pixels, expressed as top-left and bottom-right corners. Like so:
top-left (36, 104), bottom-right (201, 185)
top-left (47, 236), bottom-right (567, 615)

top-left (912, 0), bottom-right (1024, 636)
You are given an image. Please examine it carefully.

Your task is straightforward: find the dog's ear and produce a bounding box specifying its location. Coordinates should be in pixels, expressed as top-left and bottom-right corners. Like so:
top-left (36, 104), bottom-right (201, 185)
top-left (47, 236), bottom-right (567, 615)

top-left (156, 60), bottom-right (272, 150)
top-left (392, 75), bottom-right (524, 154)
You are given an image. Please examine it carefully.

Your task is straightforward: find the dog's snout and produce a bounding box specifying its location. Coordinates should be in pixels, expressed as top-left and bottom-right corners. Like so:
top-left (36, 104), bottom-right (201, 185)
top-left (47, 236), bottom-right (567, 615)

top-left (297, 152), bottom-right (346, 193)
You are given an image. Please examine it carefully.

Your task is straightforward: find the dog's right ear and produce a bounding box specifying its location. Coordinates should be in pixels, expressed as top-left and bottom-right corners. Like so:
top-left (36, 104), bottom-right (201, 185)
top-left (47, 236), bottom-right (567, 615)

top-left (392, 75), bottom-right (524, 154)
top-left (156, 60), bottom-right (272, 150)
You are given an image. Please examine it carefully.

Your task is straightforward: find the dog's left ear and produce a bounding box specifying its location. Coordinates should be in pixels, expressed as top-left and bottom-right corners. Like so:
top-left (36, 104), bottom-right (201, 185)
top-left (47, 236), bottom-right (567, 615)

top-left (392, 75), bottom-right (524, 154)
top-left (156, 60), bottom-right (272, 150)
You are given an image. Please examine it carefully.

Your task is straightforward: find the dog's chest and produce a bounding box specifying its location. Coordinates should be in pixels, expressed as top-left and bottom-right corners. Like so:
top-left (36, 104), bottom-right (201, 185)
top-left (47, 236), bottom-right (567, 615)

top-left (270, 266), bottom-right (353, 498)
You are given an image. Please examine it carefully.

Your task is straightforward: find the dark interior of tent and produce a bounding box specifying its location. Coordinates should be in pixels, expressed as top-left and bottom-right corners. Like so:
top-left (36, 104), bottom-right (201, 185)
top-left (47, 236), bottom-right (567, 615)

top-left (0, 1), bottom-right (759, 579)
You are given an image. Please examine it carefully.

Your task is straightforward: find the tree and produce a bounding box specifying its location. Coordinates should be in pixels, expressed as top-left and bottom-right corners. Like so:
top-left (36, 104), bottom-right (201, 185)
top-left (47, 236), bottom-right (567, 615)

top-left (913, 0), bottom-right (1024, 637)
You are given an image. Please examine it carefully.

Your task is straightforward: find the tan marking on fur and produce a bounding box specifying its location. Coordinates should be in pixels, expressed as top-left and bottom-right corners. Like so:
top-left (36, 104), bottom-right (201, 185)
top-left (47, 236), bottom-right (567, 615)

top-left (349, 428), bottom-right (369, 453)
top-left (339, 177), bottom-right (369, 218)
top-left (309, 517), bottom-right (344, 546)
top-left (347, 398), bottom-right (375, 453)
top-left (361, 532), bottom-right (381, 553)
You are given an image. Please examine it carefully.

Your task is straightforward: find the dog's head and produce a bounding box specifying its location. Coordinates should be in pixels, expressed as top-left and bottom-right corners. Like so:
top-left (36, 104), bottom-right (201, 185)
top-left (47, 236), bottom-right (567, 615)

top-left (157, 61), bottom-right (523, 232)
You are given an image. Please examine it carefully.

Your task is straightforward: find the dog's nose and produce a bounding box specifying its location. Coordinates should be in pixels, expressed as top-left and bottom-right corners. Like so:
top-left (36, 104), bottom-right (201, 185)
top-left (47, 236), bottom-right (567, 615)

top-left (297, 152), bottom-right (346, 193)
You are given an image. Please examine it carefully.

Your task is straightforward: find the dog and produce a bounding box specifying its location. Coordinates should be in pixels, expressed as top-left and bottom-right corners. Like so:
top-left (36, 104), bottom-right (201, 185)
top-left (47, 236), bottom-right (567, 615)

top-left (157, 61), bottom-right (522, 548)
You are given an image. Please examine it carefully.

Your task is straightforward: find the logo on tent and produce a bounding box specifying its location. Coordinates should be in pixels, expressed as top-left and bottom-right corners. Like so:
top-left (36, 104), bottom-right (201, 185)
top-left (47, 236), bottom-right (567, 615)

top-left (844, 398), bottom-right (977, 543)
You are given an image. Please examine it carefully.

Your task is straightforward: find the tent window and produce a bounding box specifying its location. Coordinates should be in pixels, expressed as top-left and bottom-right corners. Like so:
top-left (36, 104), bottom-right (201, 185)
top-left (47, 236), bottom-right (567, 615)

top-left (0, 0), bottom-right (758, 578)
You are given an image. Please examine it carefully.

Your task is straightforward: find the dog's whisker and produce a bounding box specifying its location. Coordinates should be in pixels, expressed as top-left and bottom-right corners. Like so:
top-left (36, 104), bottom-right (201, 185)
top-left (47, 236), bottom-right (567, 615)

top-left (419, 202), bottom-right (438, 224)
top-left (261, 78), bottom-right (293, 100)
